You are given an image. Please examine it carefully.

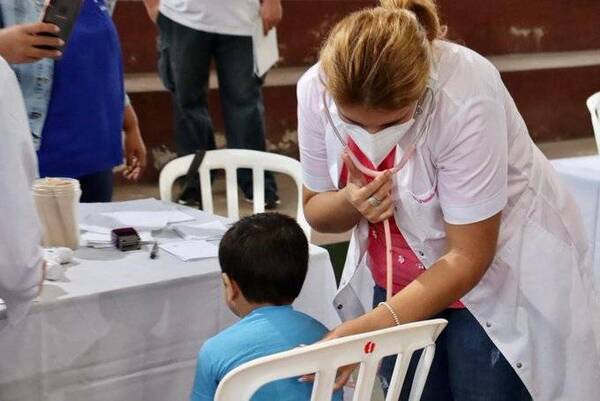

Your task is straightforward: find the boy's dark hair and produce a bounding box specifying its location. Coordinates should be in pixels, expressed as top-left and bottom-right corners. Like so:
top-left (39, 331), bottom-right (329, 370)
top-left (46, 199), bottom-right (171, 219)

top-left (218, 212), bottom-right (309, 305)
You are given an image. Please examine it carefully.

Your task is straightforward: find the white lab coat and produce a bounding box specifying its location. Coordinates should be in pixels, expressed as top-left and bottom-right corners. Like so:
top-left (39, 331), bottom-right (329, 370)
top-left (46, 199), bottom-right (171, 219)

top-left (297, 41), bottom-right (600, 400)
top-left (0, 57), bottom-right (44, 326)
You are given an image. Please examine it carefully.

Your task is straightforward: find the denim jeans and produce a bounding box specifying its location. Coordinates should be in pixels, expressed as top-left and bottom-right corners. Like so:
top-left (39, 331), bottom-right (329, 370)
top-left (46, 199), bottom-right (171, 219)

top-left (373, 286), bottom-right (532, 401)
top-left (156, 13), bottom-right (277, 199)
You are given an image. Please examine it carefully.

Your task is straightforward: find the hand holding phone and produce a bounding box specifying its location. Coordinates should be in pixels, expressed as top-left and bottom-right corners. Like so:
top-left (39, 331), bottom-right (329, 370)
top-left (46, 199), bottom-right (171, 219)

top-left (37, 0), bottom-right (83, 51)
top-left (0, 23), bottom-right (63, 64)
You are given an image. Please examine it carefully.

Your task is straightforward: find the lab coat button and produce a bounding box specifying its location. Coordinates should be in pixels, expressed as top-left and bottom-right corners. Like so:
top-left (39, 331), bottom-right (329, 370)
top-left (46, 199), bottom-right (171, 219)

top-left (337, 304), bottom-right (343, 310)
top-left (516, 362), bottom-right (523, 369)
top-left (485, 322), bottom-right (492, 328)
top-left (418, 251), bottom-right (425, 257)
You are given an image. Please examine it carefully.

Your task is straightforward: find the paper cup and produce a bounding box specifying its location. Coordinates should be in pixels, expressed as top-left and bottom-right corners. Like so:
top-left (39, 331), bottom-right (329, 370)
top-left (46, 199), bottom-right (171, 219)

top-left (33, 178), bottom-right (81, 249)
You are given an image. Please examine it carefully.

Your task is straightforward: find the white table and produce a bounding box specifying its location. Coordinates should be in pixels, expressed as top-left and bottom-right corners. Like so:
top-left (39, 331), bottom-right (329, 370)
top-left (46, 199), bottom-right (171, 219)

top-left (551, 155), bottom-right (600, 289)
top-left (0, 200), bottom-right (340, 401)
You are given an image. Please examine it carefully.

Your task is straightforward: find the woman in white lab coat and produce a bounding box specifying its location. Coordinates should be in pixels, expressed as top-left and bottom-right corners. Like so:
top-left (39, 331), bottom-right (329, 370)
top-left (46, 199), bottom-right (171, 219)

top-left (298, 1), bottom-right (600, 400)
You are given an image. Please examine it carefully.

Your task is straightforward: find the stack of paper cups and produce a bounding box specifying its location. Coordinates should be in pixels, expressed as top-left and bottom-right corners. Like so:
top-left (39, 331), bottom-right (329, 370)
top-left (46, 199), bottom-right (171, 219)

top-left (32, 178), bottom-right (82, 250)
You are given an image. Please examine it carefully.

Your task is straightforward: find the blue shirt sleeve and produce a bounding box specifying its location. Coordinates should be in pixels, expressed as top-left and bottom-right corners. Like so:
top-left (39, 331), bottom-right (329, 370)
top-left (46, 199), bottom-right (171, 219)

top-left (190, 344), bottom-right (219, 401)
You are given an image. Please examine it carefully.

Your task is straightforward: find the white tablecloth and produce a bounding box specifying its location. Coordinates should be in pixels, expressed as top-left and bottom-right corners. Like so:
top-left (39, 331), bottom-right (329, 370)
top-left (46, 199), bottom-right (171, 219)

top-left (551, 155), bottom-right (600, 289)
top-left (0, 200), bottom-right (340, 401)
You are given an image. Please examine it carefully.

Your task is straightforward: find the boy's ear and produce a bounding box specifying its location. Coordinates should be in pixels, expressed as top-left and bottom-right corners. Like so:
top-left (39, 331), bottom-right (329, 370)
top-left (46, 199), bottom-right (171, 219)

top-left (222, 273), bottom-right (239, 302)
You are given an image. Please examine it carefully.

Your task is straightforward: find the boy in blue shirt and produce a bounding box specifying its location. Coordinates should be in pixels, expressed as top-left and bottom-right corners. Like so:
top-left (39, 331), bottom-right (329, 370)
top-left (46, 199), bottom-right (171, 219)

top-left (190, 213), bottom-right (342, 401)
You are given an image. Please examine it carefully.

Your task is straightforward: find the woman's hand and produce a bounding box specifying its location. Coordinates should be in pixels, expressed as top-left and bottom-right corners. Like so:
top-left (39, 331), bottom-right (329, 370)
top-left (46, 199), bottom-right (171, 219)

top-left (260, 0), bottom-right (282, 35)
top-left (123, 105), bottom-right (147, 181)
top-left (0, 23), bottom-right (63, 64)
top-left (342, 152), bottom-right (395, 224)
top-left (301, 308), bottom-right (390, 388)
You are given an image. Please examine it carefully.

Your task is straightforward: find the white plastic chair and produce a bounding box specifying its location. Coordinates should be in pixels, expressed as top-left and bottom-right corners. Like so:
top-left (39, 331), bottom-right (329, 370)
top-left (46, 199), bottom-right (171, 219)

top-left (587, 92), bottom-right (600, 154)
top-left (214, 319), bottom-right (447, 401)
top-left (158, 150), bottom-right (311, 241)
top-left (159, 154), bottom-right (195, 202)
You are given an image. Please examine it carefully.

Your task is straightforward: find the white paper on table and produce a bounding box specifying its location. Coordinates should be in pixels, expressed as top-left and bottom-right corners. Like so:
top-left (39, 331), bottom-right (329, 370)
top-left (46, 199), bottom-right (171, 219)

top-left (252, 18), bottom-right (279, 77)
top-left (172, 221), bottom-right (228, 241)
top-left (79, 216), bottom-right (115, 234)
top-left (167, 210), bottom-right (197, 224)
top-left (159, 240), bottom-right (219, 262)
top-left (96, 211), bottom-right (195, 231)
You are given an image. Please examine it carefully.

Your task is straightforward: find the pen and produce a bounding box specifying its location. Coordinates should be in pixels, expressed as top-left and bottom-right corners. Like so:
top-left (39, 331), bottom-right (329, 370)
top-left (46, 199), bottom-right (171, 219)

top-left (150, 242), bottom-right (159, 259)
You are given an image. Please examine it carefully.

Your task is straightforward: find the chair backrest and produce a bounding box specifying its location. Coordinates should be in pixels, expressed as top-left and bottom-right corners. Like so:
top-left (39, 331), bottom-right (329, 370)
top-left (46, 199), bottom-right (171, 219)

top-left (159, 154), bottom-right (196, 202)
top-left (158, 150), bottom-right (311, 241)
top-left (587, 92), bottom-right (600, 154)
top-left (214, 319), bottom-right (447, 401)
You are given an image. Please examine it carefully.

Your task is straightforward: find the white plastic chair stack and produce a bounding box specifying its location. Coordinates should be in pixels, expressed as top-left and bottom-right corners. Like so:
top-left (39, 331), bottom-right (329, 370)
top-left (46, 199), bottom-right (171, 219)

top-left (214, 319), bottom-right (447, 401)
top-left (158, 149), bottom-right (311, 241)
top-left (587, 92), bottom-right (600, 154)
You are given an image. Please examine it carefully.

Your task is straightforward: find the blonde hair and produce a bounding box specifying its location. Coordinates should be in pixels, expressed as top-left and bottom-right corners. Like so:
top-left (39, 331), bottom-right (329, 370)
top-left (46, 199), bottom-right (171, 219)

top-left (320, 0), bottom-right (444, 110)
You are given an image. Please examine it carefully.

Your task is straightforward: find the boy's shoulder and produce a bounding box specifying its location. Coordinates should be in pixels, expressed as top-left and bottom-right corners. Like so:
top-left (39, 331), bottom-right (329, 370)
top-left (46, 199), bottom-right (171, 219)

top-left (200, 306), bottom-right (329, 371)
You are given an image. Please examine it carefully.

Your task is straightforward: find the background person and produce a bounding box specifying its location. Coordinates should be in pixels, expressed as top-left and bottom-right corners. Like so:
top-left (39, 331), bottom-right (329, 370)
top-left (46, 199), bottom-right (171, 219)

top-left (0, 55), bottom-right (45, 326)
top-left (143, 0), bottom-right (280, 208)
top-left (0, 0), bottom-right (147, 202)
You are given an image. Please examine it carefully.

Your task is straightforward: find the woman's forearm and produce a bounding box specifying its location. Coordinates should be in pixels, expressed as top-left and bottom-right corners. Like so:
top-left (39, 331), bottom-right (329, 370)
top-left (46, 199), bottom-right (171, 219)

top-left (303, 187), bottom-right (362, 233)
top-left (123, 104), bottom-right (139, 133)
top-left (333, 214), bottom-right (500, 336)
top-left (334, 249), bottom-right (492, 338)
top-left (387, 251), bottom-right (487, 323)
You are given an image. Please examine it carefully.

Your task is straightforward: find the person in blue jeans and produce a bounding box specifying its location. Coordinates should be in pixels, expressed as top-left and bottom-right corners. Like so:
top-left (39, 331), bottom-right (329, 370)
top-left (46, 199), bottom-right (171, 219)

top-left (0, 0), bottom-right (147, 203)
top-left (190, 213), bottom-right (341, 401)
top-left (142, 0), bottom-right (280, 209)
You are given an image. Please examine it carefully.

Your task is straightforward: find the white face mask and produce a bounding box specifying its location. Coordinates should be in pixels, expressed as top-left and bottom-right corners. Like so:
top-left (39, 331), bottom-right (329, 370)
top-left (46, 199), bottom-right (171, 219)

top-left (343, 117), bottom-right (416, 167)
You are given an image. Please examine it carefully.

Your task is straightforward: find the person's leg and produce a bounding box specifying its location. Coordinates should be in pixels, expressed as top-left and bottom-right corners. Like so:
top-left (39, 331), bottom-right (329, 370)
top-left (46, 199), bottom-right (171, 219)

top-left (446, 308), bottom-right (532, 401)
top-left (212, 34), bottom-right (278, 207)
top-left (372, 285), bottom-right (453, 401)
top-left (156, 13), bottom-right (215, 201)
top-left (78, 170), bottom-right (114, 203)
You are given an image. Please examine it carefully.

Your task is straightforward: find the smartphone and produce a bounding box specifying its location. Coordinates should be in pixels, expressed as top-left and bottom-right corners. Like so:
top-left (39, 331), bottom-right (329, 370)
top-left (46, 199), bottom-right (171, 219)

top-left (37, 0), bottom-right (84, 51)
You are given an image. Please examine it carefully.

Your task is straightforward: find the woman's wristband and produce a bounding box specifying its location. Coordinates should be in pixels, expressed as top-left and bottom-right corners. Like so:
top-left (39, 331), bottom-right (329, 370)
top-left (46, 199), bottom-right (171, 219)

top-left (378, 301), bottom-right (400, 326)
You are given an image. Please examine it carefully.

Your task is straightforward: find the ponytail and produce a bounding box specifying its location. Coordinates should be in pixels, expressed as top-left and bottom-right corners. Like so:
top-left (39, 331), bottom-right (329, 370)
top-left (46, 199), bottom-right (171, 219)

top-left (380, 0), bottom-right (445, 41)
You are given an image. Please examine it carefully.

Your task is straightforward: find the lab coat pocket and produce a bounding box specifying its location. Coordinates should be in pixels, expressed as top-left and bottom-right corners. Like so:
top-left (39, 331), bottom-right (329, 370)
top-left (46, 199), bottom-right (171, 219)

top-left (398, 178), bottom-right (445, 241)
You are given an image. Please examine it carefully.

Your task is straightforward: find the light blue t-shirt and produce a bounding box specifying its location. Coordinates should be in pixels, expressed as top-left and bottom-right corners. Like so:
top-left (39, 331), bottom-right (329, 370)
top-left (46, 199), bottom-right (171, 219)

top-left (190, 305), bottom-right (343, 401)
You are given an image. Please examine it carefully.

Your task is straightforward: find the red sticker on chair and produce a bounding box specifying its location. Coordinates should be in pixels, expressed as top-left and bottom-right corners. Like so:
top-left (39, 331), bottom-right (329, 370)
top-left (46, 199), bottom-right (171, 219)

top-left (364, 341), bottom-right (376, 354)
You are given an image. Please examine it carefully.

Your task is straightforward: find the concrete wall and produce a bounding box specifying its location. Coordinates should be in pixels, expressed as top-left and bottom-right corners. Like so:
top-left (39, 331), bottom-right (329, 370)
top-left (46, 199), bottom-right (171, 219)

top-left (113, 0), bottom-right (600, 180)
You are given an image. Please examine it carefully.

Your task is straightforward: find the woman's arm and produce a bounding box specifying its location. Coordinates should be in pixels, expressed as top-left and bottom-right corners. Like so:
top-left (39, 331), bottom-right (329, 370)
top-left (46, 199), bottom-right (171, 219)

top-left (0, 64), bottom-right (45, 322)
top-left (122, 104), bottom-right (147, 181)
top-left (333, 212), bottom-right (502, 335)
top-left (303, 187), bottom-right (361, 233)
